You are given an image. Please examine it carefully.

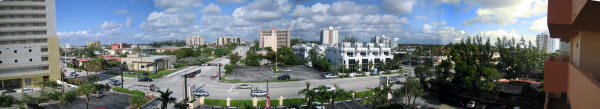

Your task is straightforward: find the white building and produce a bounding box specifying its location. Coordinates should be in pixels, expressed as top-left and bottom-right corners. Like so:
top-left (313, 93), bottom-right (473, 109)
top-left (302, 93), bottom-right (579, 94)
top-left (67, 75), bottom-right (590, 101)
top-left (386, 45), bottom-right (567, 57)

top-left (536, 33), bottom-right (560, 53)
top-left (259, 28), bottom-right (290, 52)
top-left (371, 35), bottom-right (399, 49)
top-left (121, 55), bottom-right (176, 73)
top-left (216, 36), bottom-right (240, 46)
top-left (292, 43), bottom-right (326, 59)
top-left (320, 26), bottom-right (338, 45)
top-left (186, 36), bottom-right (205, 47)
top-left (325, 42), bottom-right (393, 72)
top-left (0, 0), bottom-right (62, 89)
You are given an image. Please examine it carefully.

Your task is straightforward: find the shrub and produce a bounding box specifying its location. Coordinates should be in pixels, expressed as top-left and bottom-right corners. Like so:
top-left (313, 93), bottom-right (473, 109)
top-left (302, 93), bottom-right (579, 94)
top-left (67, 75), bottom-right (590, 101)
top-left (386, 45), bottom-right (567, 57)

top-left (113, 88), bottom-right (145, 96)
top-left (0, 94), bottom-right (15, 107)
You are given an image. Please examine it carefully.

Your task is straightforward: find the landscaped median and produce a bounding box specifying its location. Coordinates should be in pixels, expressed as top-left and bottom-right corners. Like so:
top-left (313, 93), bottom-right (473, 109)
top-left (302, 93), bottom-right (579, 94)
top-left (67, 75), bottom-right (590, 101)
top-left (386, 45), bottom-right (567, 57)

top-left (110, 69), bottom-right (176, 79)
top-left (194, 89), bottom-right (373, 107)
top-left (221, 79), bottom-right (300, 83)
top-left (112, 88), bottom-right (155, 109)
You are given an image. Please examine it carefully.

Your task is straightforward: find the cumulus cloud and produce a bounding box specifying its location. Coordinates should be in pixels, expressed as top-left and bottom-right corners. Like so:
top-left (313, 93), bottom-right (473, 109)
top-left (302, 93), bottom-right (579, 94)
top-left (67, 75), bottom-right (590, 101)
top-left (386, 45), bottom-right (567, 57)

top-left (217, 0), bottom-right (246, 4)
top-left (232, 0), bottom-right (292, 23)
top-left (138, 0), bottom-right (203, 41)
top-left (529, 16), bottom-right (548, 32)
top-left (382, 0), bottom-right (416, 15)
top-left (462, 0), bottom-right (547, 26)
top-left (200, 3), bottom-right (222, 15)
top-left (58, 30), bottom-right (89, 37)
top-left (125, 17), bottom-right (133, 27)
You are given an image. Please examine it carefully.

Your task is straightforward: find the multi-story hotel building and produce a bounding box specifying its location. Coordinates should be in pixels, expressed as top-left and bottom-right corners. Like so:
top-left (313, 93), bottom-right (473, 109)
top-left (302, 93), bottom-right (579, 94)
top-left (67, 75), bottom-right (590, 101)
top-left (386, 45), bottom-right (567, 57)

top-left (325, 42), bottom-right (393, 72)
top-left (0, 0), bottom-right (61, 89)
top-left (87, 41), bottom-right (100, 48)
top-left (259, 28), bottom-right (290, 52)
top-left (544, 0), bottom-right (600, 109)
top-left (371, 35), bottom-right (399, 49)
top-left (320, 26), bottom-right (338, 45)
top-left (185, 36), bottom-right (205, 47)
top-left (536, 33), bottom-right (560, 53)
top-left (216, 36), bottom-right (240, 46)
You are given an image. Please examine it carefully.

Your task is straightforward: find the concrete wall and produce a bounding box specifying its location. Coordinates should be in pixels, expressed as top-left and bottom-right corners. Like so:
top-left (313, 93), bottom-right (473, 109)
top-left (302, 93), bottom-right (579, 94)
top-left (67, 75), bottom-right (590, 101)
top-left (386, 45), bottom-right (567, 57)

top-left (567, 63), bottom-right (600, 109)
top-left (48, 37), bottom-right (61, 81)
top-left (579, 30), bottom-right (600, 80)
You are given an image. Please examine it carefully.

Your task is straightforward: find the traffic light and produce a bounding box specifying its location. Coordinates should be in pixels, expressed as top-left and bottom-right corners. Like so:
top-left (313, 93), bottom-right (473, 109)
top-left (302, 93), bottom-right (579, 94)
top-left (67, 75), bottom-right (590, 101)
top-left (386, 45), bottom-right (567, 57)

top-left (184, 69), bottom-right (201, 78)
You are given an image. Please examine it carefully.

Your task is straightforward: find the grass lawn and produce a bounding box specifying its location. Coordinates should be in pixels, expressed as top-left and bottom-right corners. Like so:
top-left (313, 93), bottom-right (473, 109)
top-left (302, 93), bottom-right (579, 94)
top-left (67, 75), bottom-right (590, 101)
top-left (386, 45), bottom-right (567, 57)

top-left (221, 79), bottom-right (300, 83)
top-left (121, 70), bottom-right (176, 79)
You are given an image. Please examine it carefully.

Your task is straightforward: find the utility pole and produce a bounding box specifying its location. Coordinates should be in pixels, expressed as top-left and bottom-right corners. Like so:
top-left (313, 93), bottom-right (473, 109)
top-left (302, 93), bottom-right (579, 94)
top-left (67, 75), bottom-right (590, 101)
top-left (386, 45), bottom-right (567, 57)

top-left (183, 69), bottom-right (200, 102)
top-left (218, 63), bottom-right (222, 80)
top-left (121, 63), bottom-right (124, 88)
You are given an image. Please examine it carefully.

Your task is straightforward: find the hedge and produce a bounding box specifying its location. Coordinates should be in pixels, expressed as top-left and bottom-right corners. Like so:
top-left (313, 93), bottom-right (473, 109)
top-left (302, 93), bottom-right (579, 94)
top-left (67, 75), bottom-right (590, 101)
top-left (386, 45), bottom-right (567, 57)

top-left (113, 88), bottom-right (145, 96)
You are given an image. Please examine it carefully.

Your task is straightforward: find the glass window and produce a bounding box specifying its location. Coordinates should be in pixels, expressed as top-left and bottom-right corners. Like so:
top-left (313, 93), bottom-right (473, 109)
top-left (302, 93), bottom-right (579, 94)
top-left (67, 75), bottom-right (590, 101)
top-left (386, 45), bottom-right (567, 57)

top-left (25, 78), bottom-right (31, 85)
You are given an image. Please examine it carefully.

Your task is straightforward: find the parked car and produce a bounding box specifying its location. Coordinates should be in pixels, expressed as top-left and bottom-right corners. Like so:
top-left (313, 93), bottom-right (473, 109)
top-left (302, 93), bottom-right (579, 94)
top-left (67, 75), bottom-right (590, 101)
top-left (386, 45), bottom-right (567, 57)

top-left (138, 77), bottom-right (153, 82)
top-left (322, 73), bottom-right (338, 79)
top-left (281, 69), bottom-right (292, 72)
top-left (237, 84), bottom-right (253, 89)
top-left (111, 80), bottom-right (122, 86)
top-left (1, 89), bottom-right (16, 94)
top-left (326, 86), bottom-right (336, 92)
top-left (277, 74), bottom-right (290, 80)
top-left (311, 102), bottom-right (325, 109)
top-left (250, 89), bottom-right (268, 97)
top-left (287, 104), bottom-right (301, 109)
top-left (389, 78), bottom-right (400, 83)
top-left (192, 89), bottom-right (209, 97)
top-left (21, 88), bottom-right (34, 92)
top-left (466, 101), bottom-right (476, 108)
top-left (70, 72), bottom-right (79, 77)
top-left (91, 91), bottom-right (104, 98)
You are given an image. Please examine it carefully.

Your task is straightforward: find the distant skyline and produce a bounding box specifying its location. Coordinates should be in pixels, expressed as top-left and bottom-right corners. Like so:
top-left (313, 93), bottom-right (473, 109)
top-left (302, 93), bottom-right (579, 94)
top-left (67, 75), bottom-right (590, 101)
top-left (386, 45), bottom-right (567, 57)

top-left (57, 0), bottom-right (548, 46)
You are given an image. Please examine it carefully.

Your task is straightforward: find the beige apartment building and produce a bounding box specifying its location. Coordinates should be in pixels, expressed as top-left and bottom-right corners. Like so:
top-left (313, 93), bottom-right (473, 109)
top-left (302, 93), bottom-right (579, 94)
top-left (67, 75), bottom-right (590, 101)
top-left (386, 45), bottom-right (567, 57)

top-left (87, 41), bottom-right (99, 48)
top-left (0, 0), bottom-right (61, 89)
top-left (185, 36), bottom-right (205, 47)
top-left (544, 0), bottom-right (600, 109)
top-left (216, 36), bottom-right (240, 46)
top-left (259, 28), bottom-right (290, 52)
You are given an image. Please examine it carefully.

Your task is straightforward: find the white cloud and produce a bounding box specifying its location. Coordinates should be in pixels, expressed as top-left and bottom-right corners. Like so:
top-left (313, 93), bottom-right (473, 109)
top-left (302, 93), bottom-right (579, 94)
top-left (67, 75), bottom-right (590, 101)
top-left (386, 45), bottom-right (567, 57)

top-left (138, 0), bottom-right (203, 41)
top-left (232, 0), bottom-right (292, 22)
top-left (529, 16), bottom-right (548, 32)
top-left (200, 3), bottom-right (222, 15)
top-left (153, 0), bottom-right (202, 8)
top-left (328, 1), bottom-right (378, 16)
top-left (58, 30), bottom-right (89, 37)
top-left (125, 17), bottom-right (133, 27)
top-left (382, 0), bottom-right (416, 15)
top-left (416, 16), bottom-right (429, 20)
top-left (463, 0), bottom-right (547, 26)
top-left (217, 0), bottom-right (246, 4)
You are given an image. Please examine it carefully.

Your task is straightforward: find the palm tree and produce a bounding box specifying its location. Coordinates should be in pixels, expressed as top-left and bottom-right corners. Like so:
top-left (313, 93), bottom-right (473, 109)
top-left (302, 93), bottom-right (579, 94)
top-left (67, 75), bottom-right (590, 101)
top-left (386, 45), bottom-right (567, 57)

top-left (298, 82), bottom-right (315, 108)
top-left (78, 84), bottom-right (98, 109)
top-left (157, 89), bottom-right (177, 109)
top-left (329, 84), bottom-right (350, 109)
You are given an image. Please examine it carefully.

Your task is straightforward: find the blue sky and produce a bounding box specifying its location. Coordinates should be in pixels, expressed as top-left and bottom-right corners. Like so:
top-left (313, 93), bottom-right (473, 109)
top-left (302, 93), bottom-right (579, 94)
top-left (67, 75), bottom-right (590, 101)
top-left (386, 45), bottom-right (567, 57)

top-left (56, 0), bottom-right (548, 46)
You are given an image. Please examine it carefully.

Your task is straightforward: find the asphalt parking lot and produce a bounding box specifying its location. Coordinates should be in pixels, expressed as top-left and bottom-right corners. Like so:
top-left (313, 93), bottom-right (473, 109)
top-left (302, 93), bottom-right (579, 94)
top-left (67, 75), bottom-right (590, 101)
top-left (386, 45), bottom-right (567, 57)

top-left (226, 65), bottom-right (323, 81)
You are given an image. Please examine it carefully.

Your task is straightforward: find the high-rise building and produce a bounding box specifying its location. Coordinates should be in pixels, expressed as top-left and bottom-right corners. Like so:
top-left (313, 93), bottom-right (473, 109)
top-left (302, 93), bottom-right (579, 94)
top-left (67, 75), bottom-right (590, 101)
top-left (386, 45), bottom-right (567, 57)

top-left (0, 0), bottom-right (61, 89)
top-left (545, 1), bottom-right (600, 108)
top-left (535, 33), bottom-right (560, 53)
top-left (371, 35), bottom-right (399, 49)
top-left (216, 36), bottom-right (240, 46)
top-left (185, 36), bottom-right (205, 47)
top-left (259, 28), bottom-right (290, 51)
top-left (87, 41), bottom-right (100, 48)
top-left (320, 26), bottom-right (338, 45)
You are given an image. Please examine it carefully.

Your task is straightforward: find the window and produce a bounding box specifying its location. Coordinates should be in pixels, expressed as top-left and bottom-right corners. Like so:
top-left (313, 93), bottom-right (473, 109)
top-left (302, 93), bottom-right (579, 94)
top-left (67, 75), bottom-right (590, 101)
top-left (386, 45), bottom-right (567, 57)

top-left (13, 50), bottom-right (16, 53)
top-left (29, 58), bottom-right (32, 62)
top-left (14, 59), bottom-right (17, 63)
top-left (29, 49), bottom-right (32, 52)
top-left (41, 47), bottom-right (48, 52)
top-left (25, 78), bottom-right (31, 85)
top-left (41, 56), bottom-right (48, 61)
top-left (0, 60), bottom-right (2, 64)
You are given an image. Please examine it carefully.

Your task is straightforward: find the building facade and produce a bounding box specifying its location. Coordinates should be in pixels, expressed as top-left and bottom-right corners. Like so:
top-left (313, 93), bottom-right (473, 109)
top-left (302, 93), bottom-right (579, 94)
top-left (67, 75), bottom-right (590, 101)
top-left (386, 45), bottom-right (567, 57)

top-left (535, 33), bottom-right (560, 53)
top-left (320, 26), bottom-right (338, 45)
top-left (110, 43), bottom-right (130, 50)
top-left (292, 43), bottom-right (325, 59)
top-left (0, 0), bottom-right (61, 89)
top-left (325, 42), bottom-right (393, 72)
top-left (121, 55), bottom-right (176, 73)
top-left (545, 0), bottom-right (600, 109)
top-left (185, 36), bottom-right (205, 47)
top-left (371, 35), bottom-right (399, 49)
top-left (87, 41), bottom-right (100, 48)
top-left (259, 28), bottom-right (290, 51)
top-left (216, 36), bottom-right (240, 46)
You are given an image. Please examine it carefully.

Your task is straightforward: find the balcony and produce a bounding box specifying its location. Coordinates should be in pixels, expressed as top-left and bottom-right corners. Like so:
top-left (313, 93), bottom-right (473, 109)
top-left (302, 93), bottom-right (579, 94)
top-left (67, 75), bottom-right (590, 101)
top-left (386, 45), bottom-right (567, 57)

top-left (544, 55), bottom-right (569, 93)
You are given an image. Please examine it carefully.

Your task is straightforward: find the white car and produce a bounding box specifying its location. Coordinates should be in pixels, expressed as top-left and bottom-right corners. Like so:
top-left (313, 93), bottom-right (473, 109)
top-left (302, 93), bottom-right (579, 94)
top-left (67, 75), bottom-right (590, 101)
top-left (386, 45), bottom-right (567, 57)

top-left (237, 84), bottom-right (253, 89)
top-left (250, 89), bottom-right (268, 97)
top-left (326, 86), bottom-right (336, 92)
top-left (322, 73), bottom-right (338, 79)
top-left (466, 100), bottom-right (476, 108)
top-left (192, 89), bottom-right (209, 97)
top-left (311, 102), bottom-right (325, 109)
top-left (21, 88), bottom-right (34, 92)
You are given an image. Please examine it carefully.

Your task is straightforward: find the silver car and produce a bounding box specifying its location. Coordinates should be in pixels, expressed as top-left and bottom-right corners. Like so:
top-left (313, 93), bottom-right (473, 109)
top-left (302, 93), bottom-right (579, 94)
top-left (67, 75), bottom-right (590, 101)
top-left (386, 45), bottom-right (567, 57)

top-left (250, 89), bottom-right (268, 97)
top-left (237, 84), bottom-right (253, 89)
top-left (192, 89), bottom-right (209, 97)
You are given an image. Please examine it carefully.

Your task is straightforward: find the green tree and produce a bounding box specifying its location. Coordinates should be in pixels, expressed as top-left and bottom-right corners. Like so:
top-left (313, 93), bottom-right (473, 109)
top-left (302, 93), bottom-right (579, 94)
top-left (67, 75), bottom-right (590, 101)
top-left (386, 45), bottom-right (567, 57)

top-left (228, 53), bottom-right (241, 66)
top-left (59, 91), bottom-right (75, 109)
top-left (496, 37), bottom-right (546, 80)
top-left (448, 36), bottom-right (501, 92)
top-left (77, 83), bottom-right (98, 109)
top-left (298, 82), bottom-right (315, 108)
top-left (394, 77), bottom-right (424, 108)
top-left (157, 89), bottom-right (177, 109)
